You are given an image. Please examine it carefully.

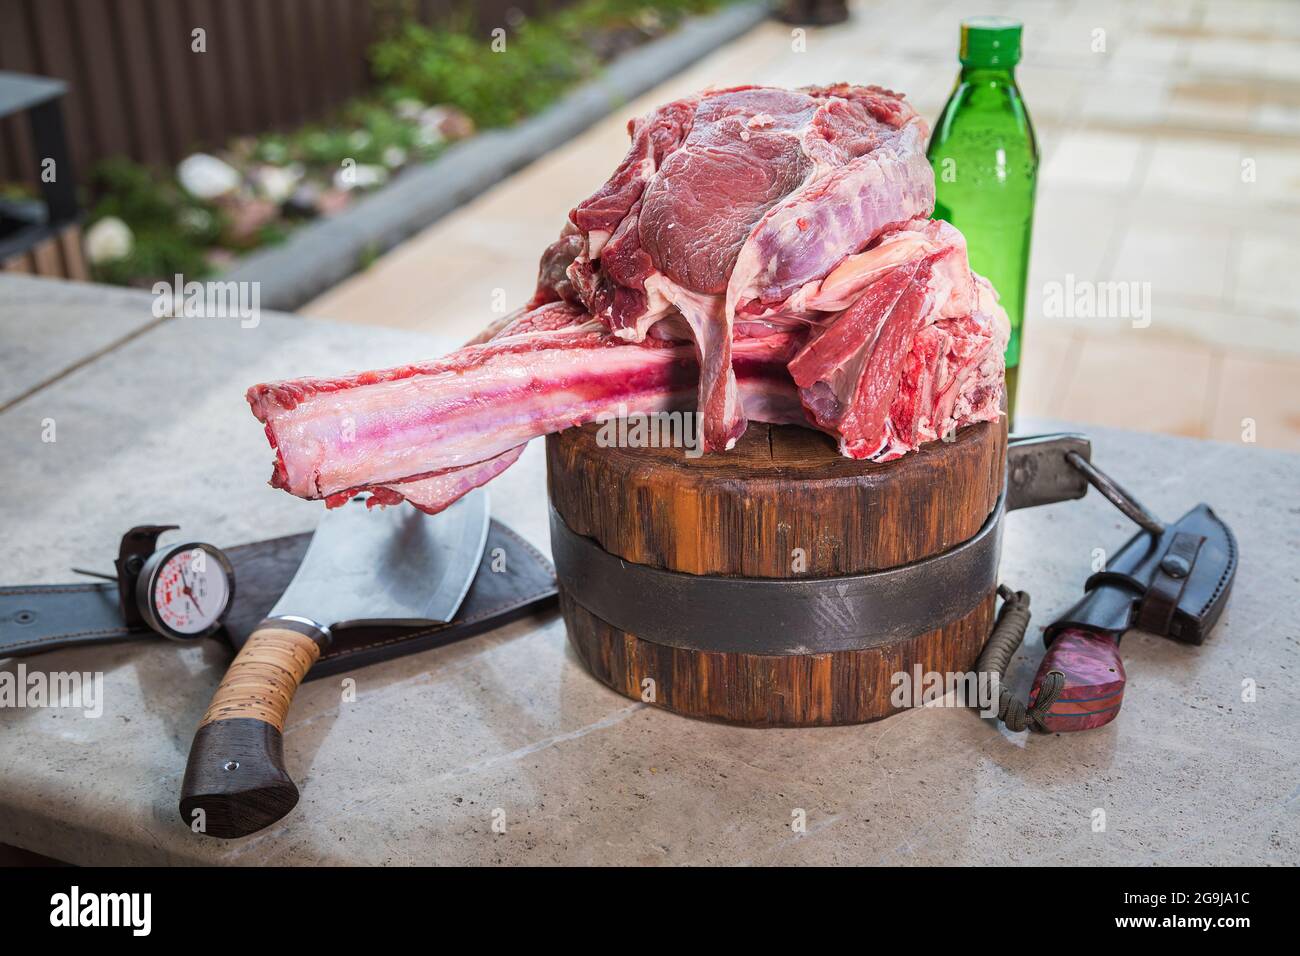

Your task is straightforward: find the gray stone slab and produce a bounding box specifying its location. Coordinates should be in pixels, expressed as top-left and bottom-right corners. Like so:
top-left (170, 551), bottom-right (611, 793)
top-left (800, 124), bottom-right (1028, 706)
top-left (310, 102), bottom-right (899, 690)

top-left (0, 275), bottom-right (166, 409)
top-left (0, 277), bottom-right (1296, 865)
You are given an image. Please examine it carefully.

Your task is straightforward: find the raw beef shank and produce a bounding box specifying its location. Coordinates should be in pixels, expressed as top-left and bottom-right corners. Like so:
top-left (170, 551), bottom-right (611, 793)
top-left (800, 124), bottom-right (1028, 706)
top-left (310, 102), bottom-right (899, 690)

top-left (247, 84), bottom-right (1008, 514)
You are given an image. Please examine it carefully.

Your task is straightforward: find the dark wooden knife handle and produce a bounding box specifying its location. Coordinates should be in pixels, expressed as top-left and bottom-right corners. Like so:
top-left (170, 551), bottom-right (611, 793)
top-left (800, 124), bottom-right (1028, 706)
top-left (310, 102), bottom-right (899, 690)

top-left (1029, 627), bottom-right (1126, 732)
top-left (179, 617), bottom-right (328, 838)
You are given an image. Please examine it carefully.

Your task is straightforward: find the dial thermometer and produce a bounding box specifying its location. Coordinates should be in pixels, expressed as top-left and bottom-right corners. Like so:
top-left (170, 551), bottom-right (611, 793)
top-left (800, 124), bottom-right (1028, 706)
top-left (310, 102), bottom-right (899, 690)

top-left (135, 542), bottom-right (235, 640)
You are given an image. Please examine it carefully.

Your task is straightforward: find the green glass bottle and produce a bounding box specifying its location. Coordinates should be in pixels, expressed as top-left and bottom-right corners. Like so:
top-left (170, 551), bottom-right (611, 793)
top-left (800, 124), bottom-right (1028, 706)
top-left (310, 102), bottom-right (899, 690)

top-left (927, 17), bottom-right (1038, 424)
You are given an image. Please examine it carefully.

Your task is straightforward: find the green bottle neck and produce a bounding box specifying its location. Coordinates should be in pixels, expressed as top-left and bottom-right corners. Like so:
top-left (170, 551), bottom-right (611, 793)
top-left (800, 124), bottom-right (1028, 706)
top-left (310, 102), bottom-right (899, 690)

top-left (959, 64), bottom-right (1019, 85)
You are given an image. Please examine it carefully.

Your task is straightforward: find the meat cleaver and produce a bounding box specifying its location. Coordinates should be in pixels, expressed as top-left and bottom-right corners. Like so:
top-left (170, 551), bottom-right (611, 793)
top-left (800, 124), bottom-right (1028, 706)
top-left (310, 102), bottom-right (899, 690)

top-left (179, 488), bottom-right (490, 839)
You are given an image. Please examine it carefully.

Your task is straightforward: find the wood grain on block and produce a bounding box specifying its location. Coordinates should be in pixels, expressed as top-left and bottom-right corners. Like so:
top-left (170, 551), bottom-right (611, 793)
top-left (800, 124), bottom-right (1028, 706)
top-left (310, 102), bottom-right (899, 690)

top-left (547, 419), bottom-right (1007, 726)
top-left (547, 419), bottom-right (1005, 577)
top-left (199, 625), bottom-right (322, 731)
top-left (564, 590), bottom-right (996, 726)
top-left (1030, 628), bottom-right (1126, 732)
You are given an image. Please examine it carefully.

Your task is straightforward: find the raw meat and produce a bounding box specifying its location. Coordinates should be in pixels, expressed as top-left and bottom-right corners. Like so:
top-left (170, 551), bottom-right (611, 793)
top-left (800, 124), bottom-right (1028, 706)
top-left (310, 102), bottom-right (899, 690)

top-left (247, 84), bottom-right (1008, 514)
top-left (787, 219), bottom-right (979, 458)
top-left (250, 302), bottom-right (807, 513)
top-left (555, 83), bottom-right (935, 452)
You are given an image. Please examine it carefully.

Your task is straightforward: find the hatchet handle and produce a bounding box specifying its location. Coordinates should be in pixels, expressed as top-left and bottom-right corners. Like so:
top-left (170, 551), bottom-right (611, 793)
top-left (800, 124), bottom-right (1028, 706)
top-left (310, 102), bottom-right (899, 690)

top-left (1030, 628), bottom-right (1126, 732)
top-left (179, 616), bottom-right (330, 838)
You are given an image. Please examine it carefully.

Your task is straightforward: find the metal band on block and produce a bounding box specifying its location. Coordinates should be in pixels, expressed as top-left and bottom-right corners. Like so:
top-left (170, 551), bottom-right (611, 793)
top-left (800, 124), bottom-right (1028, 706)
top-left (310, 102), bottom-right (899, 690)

top-left (550, 496), bottom-right (1005, 656)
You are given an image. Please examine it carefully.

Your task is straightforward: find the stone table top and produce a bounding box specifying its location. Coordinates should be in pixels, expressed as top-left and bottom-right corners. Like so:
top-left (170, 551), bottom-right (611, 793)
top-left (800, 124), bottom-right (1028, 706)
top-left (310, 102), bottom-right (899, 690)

top-left (0, 274), bottom-right (1296, 865)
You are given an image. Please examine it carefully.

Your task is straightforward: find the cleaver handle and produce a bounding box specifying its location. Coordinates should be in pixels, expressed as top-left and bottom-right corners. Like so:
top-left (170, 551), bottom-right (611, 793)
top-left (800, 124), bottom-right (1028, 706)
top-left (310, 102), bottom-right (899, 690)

top-left (179, 616), bottom-right (330, 838)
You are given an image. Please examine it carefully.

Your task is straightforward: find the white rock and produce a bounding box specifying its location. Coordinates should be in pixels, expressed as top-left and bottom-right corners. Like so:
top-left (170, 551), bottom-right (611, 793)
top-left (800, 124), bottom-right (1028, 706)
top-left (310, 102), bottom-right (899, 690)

top-left (394, 98), bottom-right (424, 121)
top-left (177, 153), bottom-right (240, 200)
top-left (420, 106), bottom-right (452, 127)
top-left (84, 216), bottom-right (133, 264)
top-left (253, 163), bottom-right (303, 204)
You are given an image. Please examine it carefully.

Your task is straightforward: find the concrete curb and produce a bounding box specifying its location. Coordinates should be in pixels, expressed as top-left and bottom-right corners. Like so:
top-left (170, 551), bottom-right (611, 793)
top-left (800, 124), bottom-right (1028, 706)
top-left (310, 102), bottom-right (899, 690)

top-left (225, 1), bottom-right (772, 311)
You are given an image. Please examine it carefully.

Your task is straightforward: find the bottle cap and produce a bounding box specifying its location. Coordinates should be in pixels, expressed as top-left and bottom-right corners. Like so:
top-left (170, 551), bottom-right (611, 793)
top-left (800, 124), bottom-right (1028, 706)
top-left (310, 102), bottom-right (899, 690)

top-left (960, 17), bottom-right (1022, 68)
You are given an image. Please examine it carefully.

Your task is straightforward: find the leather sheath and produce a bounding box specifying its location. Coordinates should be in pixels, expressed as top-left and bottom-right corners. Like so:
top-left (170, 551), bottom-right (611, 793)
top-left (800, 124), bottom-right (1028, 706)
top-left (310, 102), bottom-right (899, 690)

top-left (1043, 503), bottom-right (1236, 647)
top-left (0, 520), bottom-right (557, 674)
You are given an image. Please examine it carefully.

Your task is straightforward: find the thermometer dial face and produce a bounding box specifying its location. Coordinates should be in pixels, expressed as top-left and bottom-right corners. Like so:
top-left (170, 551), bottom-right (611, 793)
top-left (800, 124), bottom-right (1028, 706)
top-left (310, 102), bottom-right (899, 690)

top-left (140, 543), bottom-right (235, 639)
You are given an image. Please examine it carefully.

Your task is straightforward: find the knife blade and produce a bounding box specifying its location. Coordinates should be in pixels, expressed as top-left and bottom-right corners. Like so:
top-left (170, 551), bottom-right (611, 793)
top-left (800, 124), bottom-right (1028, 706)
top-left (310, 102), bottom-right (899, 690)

top-left (268, 488), bottom-right (489, 628)
top-left (179, 488), bottom-right (490, 838)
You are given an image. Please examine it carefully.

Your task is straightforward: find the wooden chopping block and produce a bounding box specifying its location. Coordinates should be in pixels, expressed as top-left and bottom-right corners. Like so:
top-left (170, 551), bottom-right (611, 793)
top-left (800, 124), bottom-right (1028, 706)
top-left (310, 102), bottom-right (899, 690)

top-left (546, 418), bottom-right (1007, 727)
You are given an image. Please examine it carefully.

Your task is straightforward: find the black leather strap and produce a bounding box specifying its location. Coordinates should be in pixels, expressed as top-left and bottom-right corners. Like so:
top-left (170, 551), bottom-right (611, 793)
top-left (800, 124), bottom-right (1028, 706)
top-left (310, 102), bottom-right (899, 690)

top-left (0, 583), bottom-right (131, 656)
top-left (0, 520), bottom-right (557, 670)
top-left (551, 496), bottom-right (1004, 655)
top-left (1135, 531), bottom-right (1204, 636)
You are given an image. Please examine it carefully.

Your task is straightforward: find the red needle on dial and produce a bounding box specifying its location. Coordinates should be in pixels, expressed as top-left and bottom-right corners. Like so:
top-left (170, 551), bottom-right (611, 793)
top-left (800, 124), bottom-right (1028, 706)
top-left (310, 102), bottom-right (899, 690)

top-left (179, 567), bottom-right (204, 617)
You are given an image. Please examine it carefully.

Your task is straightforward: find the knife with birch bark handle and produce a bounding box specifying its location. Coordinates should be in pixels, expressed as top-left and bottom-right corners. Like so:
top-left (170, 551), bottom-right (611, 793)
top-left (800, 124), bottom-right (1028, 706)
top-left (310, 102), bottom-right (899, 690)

top-left (179, 489), bottom-right (490, 838)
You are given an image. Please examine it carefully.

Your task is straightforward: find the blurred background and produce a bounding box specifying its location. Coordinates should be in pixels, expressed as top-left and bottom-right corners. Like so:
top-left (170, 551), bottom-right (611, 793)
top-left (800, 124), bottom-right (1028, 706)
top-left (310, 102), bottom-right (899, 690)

top-left (2, 0), bottom-right (1297, 448)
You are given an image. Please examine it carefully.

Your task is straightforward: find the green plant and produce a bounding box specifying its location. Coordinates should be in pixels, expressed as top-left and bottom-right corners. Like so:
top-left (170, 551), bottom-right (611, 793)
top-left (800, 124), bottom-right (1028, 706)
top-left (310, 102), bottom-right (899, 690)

top-left (252, 99), bottom-right (440, 175)
top-left (369, 1), bottom-right (729, 129)
top-left (83, 1), bottom-right (733, 286)
top-left (372, 20), bottom-right (588, 128)
top-left (86, 158), bottom-right (223, 286)
top-left (0, 181), bottom-right (37, 201)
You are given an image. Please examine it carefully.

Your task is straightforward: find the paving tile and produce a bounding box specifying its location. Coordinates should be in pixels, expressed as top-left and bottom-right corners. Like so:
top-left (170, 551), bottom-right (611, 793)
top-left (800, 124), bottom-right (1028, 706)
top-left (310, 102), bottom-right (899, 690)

top-left (1163, 96), bottom-right (1256, 133)
top-left (1206, 352), bottom-right (1300, 451)
top-left (1106, 33), bottom-right (1185, 74)
top-left (1121, 187), bottom-right (1258, 233)
top-left (1233, 232), bottom-right (1300, 315)
top-left (1032, 120), bottom-right (1064, 165)
top-left (1076, 73), bottom-right (1170, 126)
top-left (1165, 74), bottom-right (1258, 112)
top-left (428, 271), bottom-right (539, 343)
top-left (1141, 137), bottom-right (1244, 202)
top-left (1202, 0), bottom-right (1288, 35)
top-left (1023, 17), bottom-right (1118, 70)
top-left (1251, 102), bottom-right (1300, 135)
top-left (1015, 322), bottom-right (1079, 420)
top-left (1058, 332), bottom-right (1216, 438)
top-left (1129, 0), bottom-right (1199, 30)
top-left (1238, 143), bottom-right (1300, 206)
top-left (1028, 186), bottom-right (1128, 293)
top-left (1016, 65), bottom-right (1085, 121)
top-left (1135, 302), bottom-right (1300, 358)
top-left (1108, 218), bottom-right (1232, 305)
top-left (1186, 37), bottom-right (1279, 77)
top-left (1041, 130), bottom-right (1149, 191)
top-left (1264, 41), bottom-right (1300, 81)
top-left (302, 249), bottom-right (497, 331)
